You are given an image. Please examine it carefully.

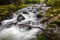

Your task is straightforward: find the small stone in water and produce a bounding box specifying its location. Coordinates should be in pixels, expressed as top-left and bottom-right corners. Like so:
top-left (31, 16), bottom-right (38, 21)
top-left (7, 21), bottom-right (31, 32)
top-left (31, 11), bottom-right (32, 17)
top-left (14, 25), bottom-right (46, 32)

top-left (36, 10), bottom-right (39, 12)
top-left (36, 14), bottom-right (43, 18)
top-left (27, 8), bottom-right (30, 9)
top-left (32, 7), bottom-right (34, 9)
top-left (28, 26), bottom-right (32, 30)
top-left (23, 11), bottom-right (28, 14)
top-left (33, 11), bottom-right (36, 13)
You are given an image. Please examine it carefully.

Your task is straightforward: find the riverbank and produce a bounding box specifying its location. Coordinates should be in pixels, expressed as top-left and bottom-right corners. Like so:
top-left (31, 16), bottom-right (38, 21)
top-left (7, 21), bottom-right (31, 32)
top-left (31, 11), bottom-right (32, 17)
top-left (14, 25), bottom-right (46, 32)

top-left (0, 4), bottom-right (27, 21)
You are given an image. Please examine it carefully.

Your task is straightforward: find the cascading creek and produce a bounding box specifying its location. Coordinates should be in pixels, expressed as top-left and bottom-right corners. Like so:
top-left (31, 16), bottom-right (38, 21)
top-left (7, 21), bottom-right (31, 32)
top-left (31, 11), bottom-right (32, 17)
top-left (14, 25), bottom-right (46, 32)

top-left (0, 4), bottom-right (50, 40)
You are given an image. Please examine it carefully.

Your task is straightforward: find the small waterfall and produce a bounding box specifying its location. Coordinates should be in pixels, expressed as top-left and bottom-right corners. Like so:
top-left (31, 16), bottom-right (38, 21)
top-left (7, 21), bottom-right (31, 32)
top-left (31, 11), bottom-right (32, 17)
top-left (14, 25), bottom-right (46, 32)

top-left (0, 4), bottom-right (50, 40)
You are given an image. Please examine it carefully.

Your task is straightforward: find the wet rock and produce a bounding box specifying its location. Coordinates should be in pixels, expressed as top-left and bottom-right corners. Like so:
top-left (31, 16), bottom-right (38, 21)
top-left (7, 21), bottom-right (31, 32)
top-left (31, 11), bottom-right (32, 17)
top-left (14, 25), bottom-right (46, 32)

top-left (33, 11), bottom-right (36, 13)
top-left (32, 7), bottom-right (34, 9)
top-left (27, 7), bottom-right (30, 9)
top-left (29, 10), bottom-right (32, 12)
top-left (36, 14), bottom-right (43, 18)
top-left (28, 26), bottom-right (32, 30)
top-left (23, 11), bottom-right (29, 14)
top-left (17, 15), bottom-right (25, 21)
top-left (0, 21), bottom-right (1, 26)
top-left (36, 9), bottom-right (39, 12)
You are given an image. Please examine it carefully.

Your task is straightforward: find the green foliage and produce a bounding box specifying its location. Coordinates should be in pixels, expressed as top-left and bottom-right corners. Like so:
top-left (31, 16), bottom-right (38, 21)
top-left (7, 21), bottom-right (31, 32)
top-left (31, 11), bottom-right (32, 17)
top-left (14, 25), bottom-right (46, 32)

top-left (37, 1), bottom-right (60, 40)
top-left (46, 32), bottom-right (59, 40)
top-left (47, 24), bottom-right (57, 28)
top-left (47, 0), bottom-right (55, 6)
top-left (50, 17), bottom-right (60, 27)
top-left (26, 0), bottom-right (40, 4)
top-left (46, 27), bottom-right (60, 40)
top-left (45, 6), bottom-right (60, 18)
top-left (17, 4), bottom-right (27, 9)
top-left (46, 0), bottom-right (60, 6)
top-left (37, 34), bottom-right (46, 40)
top-left (39, 0), bottom-right (45, 3)
top-left (37, 28), bottom-right (60, 40)
top-left (53, 0), bottom-right (60, 6)
top-left (0, 4), bottom-right (27, 20)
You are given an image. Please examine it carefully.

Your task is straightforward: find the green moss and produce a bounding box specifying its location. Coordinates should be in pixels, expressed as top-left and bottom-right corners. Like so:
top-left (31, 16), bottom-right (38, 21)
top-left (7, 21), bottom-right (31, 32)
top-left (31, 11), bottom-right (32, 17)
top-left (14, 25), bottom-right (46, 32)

top-left (53, 0), bottom-right (60, 6)
top-left (47, 24), bottom-right (57, 28)
top-left (39, 0), bottom-right (45, 3)
top-left (37, 32), bottom-right (59, 40)
top-left (26, 0), bottom-right (40, 4)
top-left (45, 6), bottom-right (60, 18)
top-left (47, 0), bottom-right (55, 6)
top-left (17, 4), bottom-right (27, 9)
top-left (50, 17), bottom-right (60, 27)
top-left (46, 0), bottom-right (60, 6)
top-left (37, 34), bottom-right (46, 40)
top-left (0, 4), bottom-right (27, 20)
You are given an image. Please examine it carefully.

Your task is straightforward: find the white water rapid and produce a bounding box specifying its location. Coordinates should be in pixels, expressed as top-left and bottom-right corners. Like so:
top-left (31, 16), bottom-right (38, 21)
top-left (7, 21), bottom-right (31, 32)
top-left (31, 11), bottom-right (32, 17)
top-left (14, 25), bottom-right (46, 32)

top-left (0, 4), bottom-right (50, 40)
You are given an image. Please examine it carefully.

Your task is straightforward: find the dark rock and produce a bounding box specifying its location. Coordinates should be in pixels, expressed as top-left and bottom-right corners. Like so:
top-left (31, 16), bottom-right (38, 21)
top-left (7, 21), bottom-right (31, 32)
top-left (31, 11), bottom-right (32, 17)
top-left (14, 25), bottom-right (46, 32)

top-left (6, 13), bottom-right (13, 19)
top-left (33, 11), bottom-right (36, 13)
top-left (50, 22), bottom-right (60, 27)
top-left (28, 26), bottom-right (32, 30)
top-left (0, 21), bottom-right (1, 26)
top-left (32, 7), bottom-right (34, 9)
top-left (36, 9), bottom-right (39, 12)
top-left (36, 14), bottom-right (43, 18)
top-left (17, 15), bottom-right (25, 21)
top-left (27, 8), bottom-right (30, 9)
top-left (23, 11), bottom-right (28, 14)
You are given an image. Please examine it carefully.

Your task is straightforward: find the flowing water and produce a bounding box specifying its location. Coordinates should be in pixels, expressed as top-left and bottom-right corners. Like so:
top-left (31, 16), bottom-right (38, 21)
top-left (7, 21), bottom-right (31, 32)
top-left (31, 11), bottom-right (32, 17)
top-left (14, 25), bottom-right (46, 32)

top-left (0, 4), bottom-right (50, 40)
